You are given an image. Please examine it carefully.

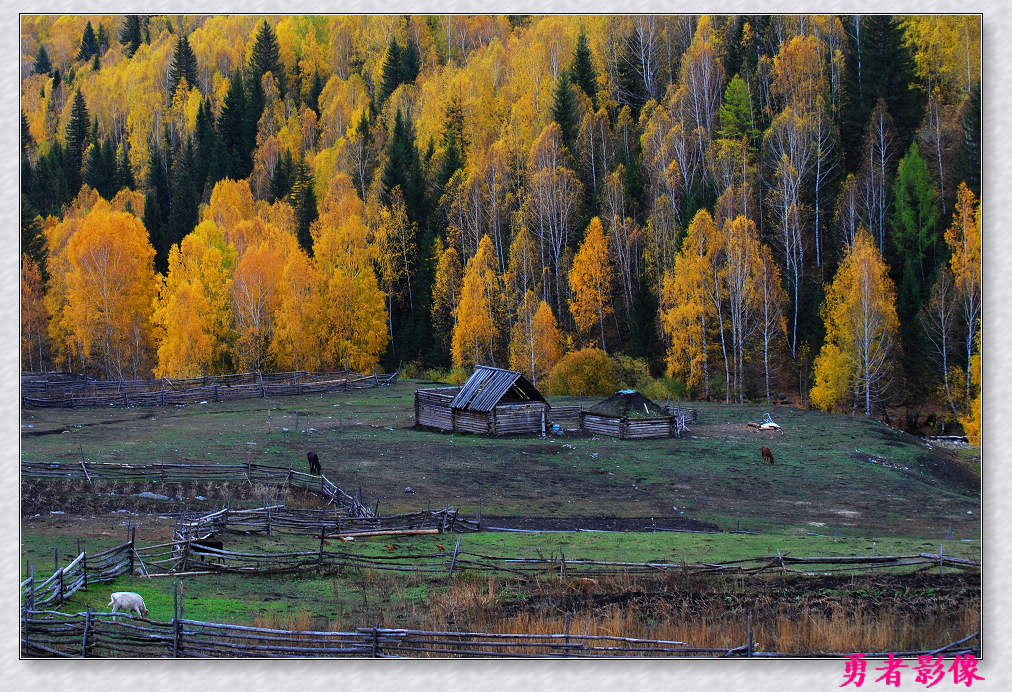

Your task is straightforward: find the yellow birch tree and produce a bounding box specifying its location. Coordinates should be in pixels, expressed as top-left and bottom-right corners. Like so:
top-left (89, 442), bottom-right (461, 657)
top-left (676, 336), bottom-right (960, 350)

top-left (569, 217), bottom-right (613, 351)
top-left (810, 229), bottom-right (900, 415)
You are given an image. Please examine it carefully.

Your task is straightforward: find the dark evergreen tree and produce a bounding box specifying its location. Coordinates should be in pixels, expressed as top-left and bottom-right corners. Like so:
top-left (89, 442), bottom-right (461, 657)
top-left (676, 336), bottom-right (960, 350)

top-left (249, 20), bottom-right (284, 96)
top-left (97, 24), bottom-right (109, 53)
top-left (167, 139), bottom-right (199, 250)
top-left (955, 80), bottom-right (981, 198)
top-left (269, 150), bottom-right (295, 202)
top-left (51, 68), bottom-right (61, 92)
top-left (307, 69), bottom-right (324, 116)
top-left (244, 71), bottom-right (265, 172)
top-left (21, 110), bottom-right (33, 155)
top-left (399, 38), bottom-right (420, 85)
top-left (550, 71), bottom-right (579, 154)
top-left (628, 272), bottom-right (660, 363)
top-left (76, 21), bottom-right (99, 62)
top-left (616, 29), bottom-right (650, 115)
top-left (720, 16), bottom-right (746, 84)
top-left (145, 142), bottom-right (172, 272)
top-left (381, 109), bottom-right (426, 227)
top-left (64, 90), bottom-right (91, 195)
top-left (91, 54), bottom-right (100, 72)
top-left (168, 34), bottom-right (199, 97)
top-left (21, 197), bottom-right (46, 270)
top-left (570, 28), bottom-right (598, 107)
top-left (435, 99), bottom-right (465, 192)
top-left (190, 98), bottom-right (216, 195)
top-left (379, 38), bottom-right (404, 103)
top-left (118, 15), bottom-right (142, 57)
top-left (290, 158), bottom-right (318, 255)
top-left (33, 45), bottom-right (51, 75)
top-left (115, 143), bottom-right (135, 191)
top-left (217, 69), bottom-right (250, 179)
top-left (83, 140), bottom-right (113, 198)
top-left (29, 143), bottom-right (69, 218)
top-left (841, 16), bottom-right (923, 172)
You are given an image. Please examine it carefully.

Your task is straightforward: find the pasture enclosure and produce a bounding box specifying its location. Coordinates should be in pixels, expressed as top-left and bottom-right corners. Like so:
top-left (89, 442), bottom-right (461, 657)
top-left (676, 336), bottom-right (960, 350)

top-left (21, 608), bottom-right (981, 658)
top-left (21, 370), bottom-right (399, 409)
top-left (415, 366), bottom-right (550, 436)
top-left (22, 460), bottom-right (374, 517)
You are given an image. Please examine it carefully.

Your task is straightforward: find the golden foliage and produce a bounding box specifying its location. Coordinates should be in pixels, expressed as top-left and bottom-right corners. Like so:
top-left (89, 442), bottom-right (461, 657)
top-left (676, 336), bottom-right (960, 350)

top-left (62, 200), bottom-right (158, 379)
top-left (509, 291), bottom-right (563, 386)
top-left (546, 347), bottom-right (617, 397)
top-left (153, 221), bottom-right (236, 378)
top-left (569, 217), bottom-right (613, 349)
top-left (810, 229), bottom-right (899, 415)
top-left (451, 235), bottom-right (500, 368)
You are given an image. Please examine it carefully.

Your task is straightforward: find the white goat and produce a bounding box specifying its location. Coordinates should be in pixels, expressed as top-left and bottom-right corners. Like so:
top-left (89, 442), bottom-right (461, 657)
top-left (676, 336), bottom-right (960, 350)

top-left (107, 591), bottom-right (148, 617)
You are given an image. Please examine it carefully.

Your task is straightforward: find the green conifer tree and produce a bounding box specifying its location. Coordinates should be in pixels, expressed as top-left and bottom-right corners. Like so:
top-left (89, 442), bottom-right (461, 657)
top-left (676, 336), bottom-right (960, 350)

top-left (33, 45), bottom-right (51, 75)
top-left (76, 21), bottom-right (99, 61)
top-left (379, 38), bottom-right (404, 103)
top-left (249, 20), bottom-right (284, 96)
top-left (551, 71), bottom-right (579, 153)
top-left (570, 28), bottom-right (598, 106)
top-left (168, 34), bottom-right (199, 98)
top-left (64, 90), bottom-right (90, 194)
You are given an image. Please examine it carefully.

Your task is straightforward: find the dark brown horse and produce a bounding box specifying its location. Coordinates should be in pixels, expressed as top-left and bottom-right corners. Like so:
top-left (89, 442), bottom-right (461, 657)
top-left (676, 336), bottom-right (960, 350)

top-left (307, 450), bottom-right (321, 475)
top-left (761, 446), bottom-right (775, 465)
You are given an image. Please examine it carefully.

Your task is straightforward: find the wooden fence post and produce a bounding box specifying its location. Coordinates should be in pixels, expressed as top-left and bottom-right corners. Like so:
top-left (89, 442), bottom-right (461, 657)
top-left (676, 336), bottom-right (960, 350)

top-left (747, 613), bottom-right (753, 658)
top-left (563, 612), bottom-right (571, 657)
top-left (82, 551), bottom-right (88, 590)
top-left (81, 607), bottom-right (92, 658)
top-left (447, 536), bottom-right (461, 578)
top-left (319, 525), bottom-right (326, 569)
top-left (371, 626), bottom-right (380, 658)
top-left (266, 507), bottom-right (272, 537)
top-left (129, 526), bottom-right (136, 575)
top-left (53, 546), bottom-right (58, 572)
top-left (172, 581), bottom-right (180, 658)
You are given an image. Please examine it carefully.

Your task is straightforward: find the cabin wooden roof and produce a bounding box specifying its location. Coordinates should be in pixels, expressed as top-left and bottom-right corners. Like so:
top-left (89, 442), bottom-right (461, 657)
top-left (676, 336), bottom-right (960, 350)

top-left (449, 366), bottom-right (548, 412)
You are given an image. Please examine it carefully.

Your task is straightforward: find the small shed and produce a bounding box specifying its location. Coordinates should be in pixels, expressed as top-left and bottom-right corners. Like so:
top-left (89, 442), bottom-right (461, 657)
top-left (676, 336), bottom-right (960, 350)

top-left (580, 390), bottom-right (677, 439)
top-left (415, 366), bottom-right (550, 436)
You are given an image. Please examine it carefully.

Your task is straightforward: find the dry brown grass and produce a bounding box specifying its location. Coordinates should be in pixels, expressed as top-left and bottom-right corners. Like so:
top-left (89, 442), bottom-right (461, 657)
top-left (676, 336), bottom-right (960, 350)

top-left (415, 573), bottom-right (980, 654)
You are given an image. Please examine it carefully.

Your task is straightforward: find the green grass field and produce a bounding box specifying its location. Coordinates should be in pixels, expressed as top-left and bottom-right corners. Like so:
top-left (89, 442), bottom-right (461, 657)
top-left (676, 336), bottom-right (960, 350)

top-left (22, 380), bottom-right (981, 539)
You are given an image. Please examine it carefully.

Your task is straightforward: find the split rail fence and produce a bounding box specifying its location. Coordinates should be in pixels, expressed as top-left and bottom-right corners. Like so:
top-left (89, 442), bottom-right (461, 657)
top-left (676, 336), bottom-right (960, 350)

top-left (20, 535), bottom-right (981, 658)
top-left (21, 370), bottom-right (398, 409)
top-left (173, 505), bottom-right (477, 543)
top-left (21, 461), bottom-right (373, 517)
top-left (21, 608), bottom-right (981, 659)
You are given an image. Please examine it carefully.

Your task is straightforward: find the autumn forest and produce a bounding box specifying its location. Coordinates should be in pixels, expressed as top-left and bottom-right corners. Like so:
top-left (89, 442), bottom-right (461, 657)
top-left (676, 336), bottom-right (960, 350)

top-left (18, 15), bottom-right (981, 437)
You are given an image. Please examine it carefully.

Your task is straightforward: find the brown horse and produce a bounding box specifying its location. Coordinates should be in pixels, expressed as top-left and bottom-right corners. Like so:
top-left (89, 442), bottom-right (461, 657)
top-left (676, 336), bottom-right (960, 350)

top-left (761, 446), bottom-right (775, 465)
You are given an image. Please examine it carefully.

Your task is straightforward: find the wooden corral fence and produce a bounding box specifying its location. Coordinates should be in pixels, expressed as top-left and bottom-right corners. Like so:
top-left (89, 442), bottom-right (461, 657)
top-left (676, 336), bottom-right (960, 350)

top-left (20, 541), bottom-right (135, 612)
top-left (173, 505), bottom-right (478, 543)
top-left (55, 536), bottom-right (979, 579)
top-left (21, 461), bottom-right (373, 517)
top-left (20, 609), bottom-right (981, 659)
top-left (21, 370), bottom-right (398, 409)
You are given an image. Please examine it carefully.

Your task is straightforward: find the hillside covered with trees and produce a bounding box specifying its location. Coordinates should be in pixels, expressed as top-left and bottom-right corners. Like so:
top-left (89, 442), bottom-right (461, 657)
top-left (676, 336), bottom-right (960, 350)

top-left (19, 15), bottom-right (981, 436)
